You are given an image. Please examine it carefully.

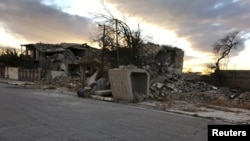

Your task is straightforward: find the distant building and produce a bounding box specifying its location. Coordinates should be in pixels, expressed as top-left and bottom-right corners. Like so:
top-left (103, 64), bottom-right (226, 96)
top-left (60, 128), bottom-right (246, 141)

top-left (20, 43), bottom-right (100, 79)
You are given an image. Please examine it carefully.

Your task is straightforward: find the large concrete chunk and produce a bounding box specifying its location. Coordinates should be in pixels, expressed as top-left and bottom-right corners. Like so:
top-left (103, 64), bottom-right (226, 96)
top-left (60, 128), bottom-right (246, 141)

top-left (109, 68), bottom-right (149, 102)
top-left (94, 90), bottom-right (112, 96)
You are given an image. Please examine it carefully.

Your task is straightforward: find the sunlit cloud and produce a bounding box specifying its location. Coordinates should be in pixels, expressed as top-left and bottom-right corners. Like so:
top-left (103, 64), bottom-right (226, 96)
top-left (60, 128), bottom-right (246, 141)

top-left (0, 0), bottom-right (250, 72)
top-left (0, 0), bottom-right (92, 45)
top-left (213, 2), bottom-right (225, 9)
top-left (0, 26), bottom-right (27, 47)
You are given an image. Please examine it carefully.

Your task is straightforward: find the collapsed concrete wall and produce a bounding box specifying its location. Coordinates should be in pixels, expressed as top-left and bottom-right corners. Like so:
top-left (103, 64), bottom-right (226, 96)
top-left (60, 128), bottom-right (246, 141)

top-left (156, 45), bottom-right (184, 74)
top-left (141, 43), bottom-right (184, 75)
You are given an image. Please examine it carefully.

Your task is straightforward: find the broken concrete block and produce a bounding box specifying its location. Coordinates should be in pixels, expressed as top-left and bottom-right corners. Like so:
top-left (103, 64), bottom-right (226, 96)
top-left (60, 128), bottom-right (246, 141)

top-left (150, 86), bottom-right (157, 92)
top-left (90, 95), bottom-right (114, 102)
top-left (134, 92), bottom-right (147, 102)
top-left (212, 86), bottom-right (218, 90)
top-left (103, 97), bottom-right (114, 101)
top-left (151, 76), bottom-right (167, 83)
top-left (155, 82), bottom-right (164, 89)
top-left (91, 95), bottom-right (104, 100)
top-left (109, 68), bottom-right (150, 102)
top-left (160, 92), bottom-right (166, 96)
top-left (77, 87), bottom-right (92, 97)
top-left (94, 90), bottom-right (112, 96)
top-left (165, 83), bottom-right (175, 90)
top-left (86, 71), bottom-right (98, 86)
top-left (95, 78), bottom-right (107, 90)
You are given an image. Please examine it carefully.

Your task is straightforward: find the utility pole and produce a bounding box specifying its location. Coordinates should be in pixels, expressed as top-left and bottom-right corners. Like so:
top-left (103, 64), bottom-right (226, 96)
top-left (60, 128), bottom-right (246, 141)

top-left (102, 25), bottom-right (105, 72)
top-left (98, 24), bottom-right (106, 75)
top-left (115, 19), bottom-right (119, 67)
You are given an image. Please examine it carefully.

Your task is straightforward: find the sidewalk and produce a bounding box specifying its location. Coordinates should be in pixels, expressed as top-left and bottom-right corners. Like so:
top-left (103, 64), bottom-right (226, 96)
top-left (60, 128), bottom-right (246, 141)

top-left (137, 100), bottom-right (250, 124)
top-left (0, 78), bottom-right (36, 86)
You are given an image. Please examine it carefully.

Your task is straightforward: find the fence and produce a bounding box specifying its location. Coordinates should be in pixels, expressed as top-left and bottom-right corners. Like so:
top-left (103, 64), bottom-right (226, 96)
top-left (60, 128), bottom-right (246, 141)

top-left (18, 68), bottom-right (41, 81)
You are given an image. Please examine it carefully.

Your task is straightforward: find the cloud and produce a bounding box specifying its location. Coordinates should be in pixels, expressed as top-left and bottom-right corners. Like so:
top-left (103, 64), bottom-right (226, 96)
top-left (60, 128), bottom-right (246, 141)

top-left (0, 0), bottom-right (93, 44)
top-left (1, 0), bottom-right (249, 62)
top-left (107, 0), bottom-right (250, 55)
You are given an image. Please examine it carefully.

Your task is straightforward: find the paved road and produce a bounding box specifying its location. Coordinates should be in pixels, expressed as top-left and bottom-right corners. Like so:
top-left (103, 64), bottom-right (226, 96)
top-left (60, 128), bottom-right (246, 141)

top-left (0, 83), bottom-right (222, 141)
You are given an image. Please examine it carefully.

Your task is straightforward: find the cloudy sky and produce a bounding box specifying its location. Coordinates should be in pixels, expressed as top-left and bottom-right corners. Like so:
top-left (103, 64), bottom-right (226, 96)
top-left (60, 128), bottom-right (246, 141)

top-left (0, 0), bottom-right (250, 72)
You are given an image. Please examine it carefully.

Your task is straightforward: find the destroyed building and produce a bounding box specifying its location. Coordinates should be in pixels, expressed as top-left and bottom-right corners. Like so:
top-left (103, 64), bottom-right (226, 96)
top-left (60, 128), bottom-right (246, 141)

top-left (105, 43), bottom-right (185, 102)
top-left (21, 43), bottom-right (100, 80)
top-left (140, 42), bottom-right (184, 76)
top-left (18, 42), bottom-right (185, 97)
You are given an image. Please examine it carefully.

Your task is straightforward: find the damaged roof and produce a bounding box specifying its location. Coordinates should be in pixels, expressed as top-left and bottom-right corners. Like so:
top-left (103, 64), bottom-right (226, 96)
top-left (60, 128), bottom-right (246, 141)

top-left (141, 42), bottom-right (184, 58)
top-left (21, 43), bottom-right (94, 53)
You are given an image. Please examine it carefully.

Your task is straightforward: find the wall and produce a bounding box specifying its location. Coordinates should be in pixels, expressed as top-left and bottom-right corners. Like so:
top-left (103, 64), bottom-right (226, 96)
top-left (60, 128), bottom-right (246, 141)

top-left (5, 67), bottom-right (19, 80)
top-left (141, 43), bottom-right (184, 74)
top-left (18, 68), bottom-right (41, 81)
top-left (158, 46), bottom-right (184, 74)
top-left (49, 71), bottom-right (67, 80)
top-left (173, 48), bottom-right (185, 74)
top-left (220, 70), bottom-right (250, 90)
top-left (4, 67), bottom-right (42, 81)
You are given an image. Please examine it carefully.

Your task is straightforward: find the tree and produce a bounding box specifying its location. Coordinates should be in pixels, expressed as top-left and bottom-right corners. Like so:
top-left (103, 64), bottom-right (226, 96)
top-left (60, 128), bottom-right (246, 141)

top-left (92, 12), bottom-right (147, 68)
top-left (0, 48), bottom-right (35, 69)
top-left (205, 63), bottom-right (216, 74)
top-left (0, 48), bottom-right (19, 67)
top-left (213, 31), bottom-right (243, 72)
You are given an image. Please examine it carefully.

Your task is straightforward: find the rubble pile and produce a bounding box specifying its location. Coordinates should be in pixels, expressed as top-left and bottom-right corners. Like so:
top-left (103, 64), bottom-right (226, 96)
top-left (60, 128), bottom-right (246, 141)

top-left (149, 72), bottom-right (221, 102)
top-left (144, 65), bottom-right (249, 109)
top-left (46, 75), bottom-right (82, 91)
top-left (211, 91), bottom-right (250, 109)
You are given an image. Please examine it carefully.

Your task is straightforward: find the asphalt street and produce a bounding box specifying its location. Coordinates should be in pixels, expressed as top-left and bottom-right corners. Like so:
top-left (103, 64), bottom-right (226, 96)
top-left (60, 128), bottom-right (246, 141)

top-left (0, 82), bottom-right (222, 141)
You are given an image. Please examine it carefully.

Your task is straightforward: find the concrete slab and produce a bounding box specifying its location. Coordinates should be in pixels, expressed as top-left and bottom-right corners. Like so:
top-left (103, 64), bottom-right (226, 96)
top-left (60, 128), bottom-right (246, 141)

top-left (94, 90), bottom-right (112, 96)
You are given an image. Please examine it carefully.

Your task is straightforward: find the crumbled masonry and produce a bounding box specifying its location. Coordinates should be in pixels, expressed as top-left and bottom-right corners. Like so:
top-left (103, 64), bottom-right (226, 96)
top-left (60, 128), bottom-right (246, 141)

top-left (142, 63), bottom-right (250, 109)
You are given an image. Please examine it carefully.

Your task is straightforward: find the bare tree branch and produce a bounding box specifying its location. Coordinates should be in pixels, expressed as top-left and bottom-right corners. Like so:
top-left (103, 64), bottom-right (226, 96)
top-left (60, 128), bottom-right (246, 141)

top-left (91, 9), bottom-right (147, 67)
top-left (213, 31), bottom-right (243, 71)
